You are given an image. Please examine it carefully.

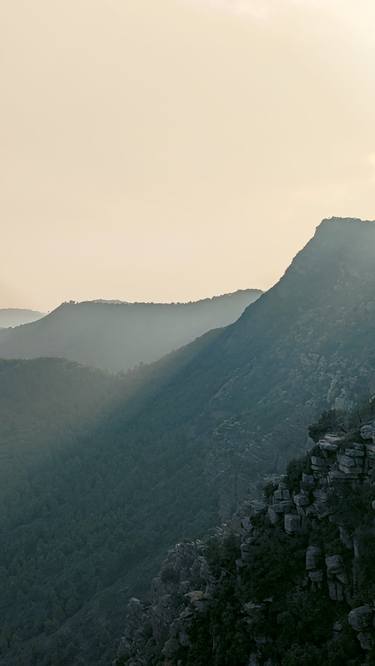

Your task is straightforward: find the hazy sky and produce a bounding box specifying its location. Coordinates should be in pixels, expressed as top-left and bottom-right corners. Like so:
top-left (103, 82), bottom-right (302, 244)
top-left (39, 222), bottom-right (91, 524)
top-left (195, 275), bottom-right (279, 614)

top-left (1, 0), bottom-right (375, 310)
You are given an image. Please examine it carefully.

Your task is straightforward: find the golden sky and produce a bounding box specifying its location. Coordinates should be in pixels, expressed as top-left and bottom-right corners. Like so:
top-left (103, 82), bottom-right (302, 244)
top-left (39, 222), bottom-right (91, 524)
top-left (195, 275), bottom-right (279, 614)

top-left (1, 0), bottom-right (375, 310)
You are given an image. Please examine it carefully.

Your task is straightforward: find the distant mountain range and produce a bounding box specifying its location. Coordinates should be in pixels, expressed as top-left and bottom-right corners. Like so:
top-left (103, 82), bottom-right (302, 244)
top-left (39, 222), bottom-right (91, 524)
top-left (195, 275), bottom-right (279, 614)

top-left (1, 218), bottom-right (375, 665)
top-left (0, 308), bottom-right (44, 328)
top-left (0, 290), bottom-right (261, 372)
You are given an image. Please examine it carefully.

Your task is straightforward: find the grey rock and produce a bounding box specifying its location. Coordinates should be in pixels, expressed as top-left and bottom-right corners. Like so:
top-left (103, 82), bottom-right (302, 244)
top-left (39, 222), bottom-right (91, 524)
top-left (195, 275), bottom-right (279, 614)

top-left (308, 569), bottom-right (324, 584)
top-left (344, 447), bottom-right (365, 458)
top-left (293, 491), bottom-right (310, 508)
top-left (302, 473), bottom-right (315, 488)
top-left (338, 455), bottom-right (356, 468)
top-left (366, 443), bottom-right (375, 458)
top-left (325, 554), bottom-right (344, 576)
top-left (306, 546), bottom-right (322, 570)
top-left (313, 489), bottom-right (328, 503)
top-left (273, 487), bottom-right (290, 502)
top-left (284, 513), bottom-right (301, 535)
top-left (184, 591), bottom-right (208, 612)
top-left (267, 507), bottom-right (280, 525)
top-left (311, 456), bottom-right (327, 469)
top-left (319, 438), bottom-right (339, 453)
top-left (360, 423), bottom-right (375, 440)
top-left (272, 500), bottom-right (293, 514)
top-left (348, 605), bottom-right (373, 632)
top-left (328, 580), bottom-right (344, 602)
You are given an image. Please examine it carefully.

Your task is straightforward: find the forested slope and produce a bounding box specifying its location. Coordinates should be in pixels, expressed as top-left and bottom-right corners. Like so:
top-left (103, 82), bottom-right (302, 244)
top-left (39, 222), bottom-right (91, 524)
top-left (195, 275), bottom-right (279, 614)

top-left (1, 218), bottom-right (375, 664)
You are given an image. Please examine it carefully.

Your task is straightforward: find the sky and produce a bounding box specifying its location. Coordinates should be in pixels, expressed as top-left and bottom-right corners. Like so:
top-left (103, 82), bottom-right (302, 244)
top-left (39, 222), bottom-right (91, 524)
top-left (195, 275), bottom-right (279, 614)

top-left (1, 0), bottom-right (375, 311)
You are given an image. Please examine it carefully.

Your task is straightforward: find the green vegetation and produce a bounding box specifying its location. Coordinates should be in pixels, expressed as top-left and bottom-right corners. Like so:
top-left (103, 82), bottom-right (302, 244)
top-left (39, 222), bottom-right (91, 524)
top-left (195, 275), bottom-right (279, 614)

top-left (2, 219), bottom-right (375, 664)
top-left (118, 409), bottom-right (375, 665)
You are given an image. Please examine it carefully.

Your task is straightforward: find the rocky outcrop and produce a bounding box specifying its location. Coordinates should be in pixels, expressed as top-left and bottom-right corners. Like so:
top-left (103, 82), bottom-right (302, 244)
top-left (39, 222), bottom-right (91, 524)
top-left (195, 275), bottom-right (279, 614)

top-left (116, 416), bottom-right (375, 665)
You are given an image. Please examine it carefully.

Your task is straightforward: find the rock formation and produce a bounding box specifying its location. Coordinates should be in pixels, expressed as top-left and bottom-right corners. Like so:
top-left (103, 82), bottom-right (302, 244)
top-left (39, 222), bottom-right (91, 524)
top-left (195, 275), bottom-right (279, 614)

top-left (117, 409), bottom-right (375, 665)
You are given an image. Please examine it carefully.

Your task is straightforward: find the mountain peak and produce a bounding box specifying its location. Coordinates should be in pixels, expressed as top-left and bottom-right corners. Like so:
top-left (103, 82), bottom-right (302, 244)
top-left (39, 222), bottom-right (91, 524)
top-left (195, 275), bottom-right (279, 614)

top-left (281, 215), bottom-right (375, 288)
top-left (315, 216), bottom-right (375, 238)
top-left (319, 215), bottom-right (375, 225)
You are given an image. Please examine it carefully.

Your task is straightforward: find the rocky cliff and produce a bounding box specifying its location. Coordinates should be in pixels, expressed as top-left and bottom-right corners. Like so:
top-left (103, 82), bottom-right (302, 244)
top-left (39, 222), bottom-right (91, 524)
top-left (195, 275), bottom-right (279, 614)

top-left (117, 405), bottom-right (375, 665)
top-left (3, 218), bottom-right (375, 665)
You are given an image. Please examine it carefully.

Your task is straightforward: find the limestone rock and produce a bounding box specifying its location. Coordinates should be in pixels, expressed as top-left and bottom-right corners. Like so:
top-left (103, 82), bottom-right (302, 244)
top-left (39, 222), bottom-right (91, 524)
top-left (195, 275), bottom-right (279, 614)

top-left (284, 513), bottom-right (301, 535)
top-left (360, 423), bottom-right (375, 440)
top-left (306, 546), bottom-right (322, 570)
top-left (308, 569), bottom-right (324, 584)
top-left (325, 554), bottom-right (344, 576)
top-left (311, 456), bottom-right (327, 472)
top-left (319, 437), bottom-right (339, 453)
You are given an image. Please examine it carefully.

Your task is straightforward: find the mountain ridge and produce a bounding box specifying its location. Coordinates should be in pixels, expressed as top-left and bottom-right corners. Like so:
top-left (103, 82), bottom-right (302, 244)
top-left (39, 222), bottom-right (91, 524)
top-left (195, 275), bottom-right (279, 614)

top-left (1, 218), bottom-right (375, 664)
top-left (0, 289), bottom-right (262, 373)
top-left (0, 308), bottom-right (45, 328)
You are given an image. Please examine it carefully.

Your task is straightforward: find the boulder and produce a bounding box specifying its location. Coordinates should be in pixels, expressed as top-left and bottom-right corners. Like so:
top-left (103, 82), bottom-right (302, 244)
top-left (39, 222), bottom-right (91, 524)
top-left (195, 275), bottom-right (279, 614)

top-left (273, 487), bottom-right (290, 502)
top-left (284, 513), bottom-right (301, 535)
top-left (325, 554), bottom-right (344, 576)
top-left (308, 569), bottom-right (324, 584)
top-left (306, 546), bottom-right (321, 570)
top-left (311, 456), bottom-right (327, 470)
top-left (301, 473), bottom-right (315, 488)
top-left (348, 605), bottom-right (373, 632)
top-left (293, 491), bottom-right (310, 508)
top-left (344, 447), bottom-right (365, 458)
top-left (319, 439), bottom-right (339, 453)
top-left (184, 591), bottom-right (208, 611)
top-left (250, 500), bottom-right (267, 515)
top-left (360, 423), bottom-right (375, 441)
top-left (338, 455), bottom-right (356, 467)
top-left (328, 580), bottom-right (344, 602)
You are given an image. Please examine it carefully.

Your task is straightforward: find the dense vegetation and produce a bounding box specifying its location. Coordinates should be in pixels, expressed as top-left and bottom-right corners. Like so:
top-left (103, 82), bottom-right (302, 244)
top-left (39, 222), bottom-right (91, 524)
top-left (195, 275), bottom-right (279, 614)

top-left (0, 342), bottom-right (225, 665)
top-left (0, 290), bottom-right (261, 372)
top-left (1, 218), bottom-right (375, 664)
top-left (118, 404), bottom-right (375, 665)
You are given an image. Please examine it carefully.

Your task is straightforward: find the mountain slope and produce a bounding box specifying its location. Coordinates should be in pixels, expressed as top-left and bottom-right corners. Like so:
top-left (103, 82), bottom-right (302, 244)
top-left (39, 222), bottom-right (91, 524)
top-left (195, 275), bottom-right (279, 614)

top-left (0, 290), bottom-right (261, 372)
top-left (1, 218), bottom-right (375, 665)
top-left (107, 217), bottom-right (375, 513)
top-left (0, 309), bottom-right (44, 328)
